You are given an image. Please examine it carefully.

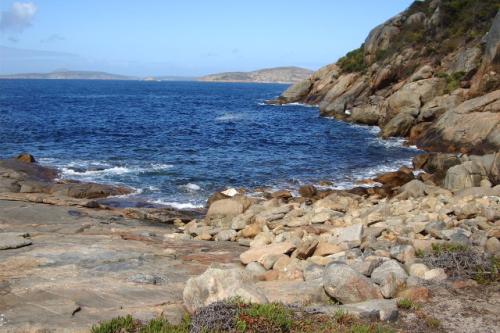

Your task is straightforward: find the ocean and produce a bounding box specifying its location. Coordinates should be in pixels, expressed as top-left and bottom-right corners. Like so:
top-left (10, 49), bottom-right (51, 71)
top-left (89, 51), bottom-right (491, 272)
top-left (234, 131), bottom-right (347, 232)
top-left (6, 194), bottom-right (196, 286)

top-left (0, 79), bottom-right (419, 208)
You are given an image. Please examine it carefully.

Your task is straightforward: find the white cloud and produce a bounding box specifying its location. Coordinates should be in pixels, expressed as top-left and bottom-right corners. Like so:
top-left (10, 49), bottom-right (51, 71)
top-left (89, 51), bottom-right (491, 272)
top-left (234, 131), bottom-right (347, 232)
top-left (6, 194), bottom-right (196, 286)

top-left (0, 2), bottom-right (37, 33)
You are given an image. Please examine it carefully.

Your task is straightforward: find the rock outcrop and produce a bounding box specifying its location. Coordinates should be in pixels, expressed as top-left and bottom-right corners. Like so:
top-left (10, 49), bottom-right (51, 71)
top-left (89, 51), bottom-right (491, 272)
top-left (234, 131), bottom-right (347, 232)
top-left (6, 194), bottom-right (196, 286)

top-left (272, 0), bottom-right (500, 155)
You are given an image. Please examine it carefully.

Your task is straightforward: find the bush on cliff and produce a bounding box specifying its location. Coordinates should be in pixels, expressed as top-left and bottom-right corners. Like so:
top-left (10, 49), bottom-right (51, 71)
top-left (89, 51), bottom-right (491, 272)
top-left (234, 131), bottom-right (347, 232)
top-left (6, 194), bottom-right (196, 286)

top-left (374, 0), bottom-right (499, 63)
top-left (338, 46), bottom-right (367, 73)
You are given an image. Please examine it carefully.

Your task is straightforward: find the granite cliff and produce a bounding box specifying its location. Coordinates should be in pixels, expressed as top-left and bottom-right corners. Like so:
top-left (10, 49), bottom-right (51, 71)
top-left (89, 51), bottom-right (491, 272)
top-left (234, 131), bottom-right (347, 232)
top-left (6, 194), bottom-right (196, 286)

top-left (273, 0), bottom-right (500, 155)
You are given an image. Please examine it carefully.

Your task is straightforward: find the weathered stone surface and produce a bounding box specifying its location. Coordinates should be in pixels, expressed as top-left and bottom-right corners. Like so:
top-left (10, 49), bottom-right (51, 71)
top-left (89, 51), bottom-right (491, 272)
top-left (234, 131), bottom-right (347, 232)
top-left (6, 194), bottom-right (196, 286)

top-left (0, 199), bottom-right (246, 332)
top-left (417, 90), bottom-right (500, 154)
top-left (0, 232), bottom-right (32, 250)
top-left (280, 79), bottom-right (313, 103)
top-left (444, 161), bottom-right (487, 191)
top-left (409, 263), bottom-right (430, 279)
top-left (398, 180), bottom-right (427, 198)
top-left (387, 78), bottom-right (446, 117)
top-left (423, 268), bottom-right (447, 281)
top-left (206, 198), bottom-right (245, 218)
top-left (294, 239), bottom-right (319, 260)
top-left (343, 299), bottom-right (398, 322)
top-left (240, 242), bottom-right (296, 265)
top-left (323, 263), bottom-right (383, 304)
top-left (313, 242), bottom-right (346, 257)
top-left (214, 229), bottom-right (237, 241)
top-left (333, 223), bottom-right (363, 246)
top-left (371, 260), bottom-right (408, 298)
top-left (257, 279), bottom-right (330, 305)
top-left (183, 268), bottom-right (268, 313)
top-left (389, 245), bottom-right (415, 263)
top-left (381, 113), bottom-right (415, 138)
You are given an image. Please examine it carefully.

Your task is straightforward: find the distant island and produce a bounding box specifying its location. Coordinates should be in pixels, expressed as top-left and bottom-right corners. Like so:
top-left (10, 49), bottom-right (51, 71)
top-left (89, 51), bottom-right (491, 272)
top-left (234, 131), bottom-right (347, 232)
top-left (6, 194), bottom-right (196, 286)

top-left (198, 66), bottom-right (313, 84)
top-left (0, 70), bottom-right (137, 80)
top-left (0, 68), bottom-right (311, 83)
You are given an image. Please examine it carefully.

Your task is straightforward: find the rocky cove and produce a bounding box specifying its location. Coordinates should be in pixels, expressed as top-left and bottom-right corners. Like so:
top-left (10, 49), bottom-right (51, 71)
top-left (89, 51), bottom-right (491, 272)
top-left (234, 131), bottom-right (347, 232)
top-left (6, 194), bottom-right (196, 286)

top-left (1, 0), bottom-right (500, 332)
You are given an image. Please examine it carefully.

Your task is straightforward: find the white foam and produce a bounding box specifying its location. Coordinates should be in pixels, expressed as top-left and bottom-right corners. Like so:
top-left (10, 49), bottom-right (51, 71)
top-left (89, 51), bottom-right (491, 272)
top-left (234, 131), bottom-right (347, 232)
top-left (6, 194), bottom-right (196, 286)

top-left (151, 199), bottom-right (203, 210)
top-left (180, 183), bottom-right (201, 191)
top-left (60, 163), bottom-right (173, 178)
top-left (215, 113), bottom-right (243, 121)
top-left (281, 102), bottom-right (318, 108)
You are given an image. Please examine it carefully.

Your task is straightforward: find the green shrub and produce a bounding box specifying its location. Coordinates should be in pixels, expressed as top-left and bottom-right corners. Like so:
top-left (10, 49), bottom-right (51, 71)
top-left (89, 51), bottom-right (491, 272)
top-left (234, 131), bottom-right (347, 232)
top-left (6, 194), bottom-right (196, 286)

top-left (241, 303), bottom-right (293, 331)
top-left (397, 298), bottom-right (421, 310)
top-left (436, 72), bottom-right (466, 93)
top-left (431, 242), bottom-right (468, 254)
top-left (338, 46), bottom-right (368, 73)
top-left (139, 316), bottom-right (190, 333)
top-left (374, 0), bottom-right (499, 63)
top-left (91, 315), bottom-right (137, 333)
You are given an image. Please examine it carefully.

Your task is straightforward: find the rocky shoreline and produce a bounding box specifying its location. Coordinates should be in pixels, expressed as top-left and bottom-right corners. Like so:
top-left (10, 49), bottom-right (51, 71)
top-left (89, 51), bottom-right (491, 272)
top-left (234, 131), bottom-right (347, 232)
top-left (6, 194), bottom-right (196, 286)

top-left (0, 146), bottom-right (499, 332)
top-left (1, 0), bottom-right (499, 332)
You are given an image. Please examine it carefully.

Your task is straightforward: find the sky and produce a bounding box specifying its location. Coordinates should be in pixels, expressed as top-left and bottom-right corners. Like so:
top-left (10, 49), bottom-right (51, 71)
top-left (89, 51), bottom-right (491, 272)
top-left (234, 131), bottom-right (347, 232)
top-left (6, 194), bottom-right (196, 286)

top-left (0, 0), bottom-right (414, 76)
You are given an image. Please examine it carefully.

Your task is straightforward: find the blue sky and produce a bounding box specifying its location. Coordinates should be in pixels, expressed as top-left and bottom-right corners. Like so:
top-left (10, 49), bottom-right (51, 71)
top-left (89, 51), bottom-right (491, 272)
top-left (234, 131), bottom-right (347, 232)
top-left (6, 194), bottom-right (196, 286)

top-left (0, 0), bottom-right (414, 76)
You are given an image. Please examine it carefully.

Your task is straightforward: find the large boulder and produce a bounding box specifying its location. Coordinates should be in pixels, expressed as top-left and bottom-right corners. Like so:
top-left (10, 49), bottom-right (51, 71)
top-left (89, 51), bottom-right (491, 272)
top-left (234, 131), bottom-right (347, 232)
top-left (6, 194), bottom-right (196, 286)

top-left (417, 90), bottom-right (500, 154)
top-left (351, 103), bottom-right (384, 125)
top-left (183, 268), bottom-right (268, 313)
top-left (418, 92), bottom-right (465, 122)
top-left (386, 78), bottom-right (446, 117)
top-left (381, 113), bottom-right (415, 138)
top-left (442, 46), bottom-right (482, 75)
top-left (370, 260), bottom-right (408, 298)
top-left (205, 196), bottom-right (252, 228)
top-left (364, 19), bottom-right (401, 64)
top-left (240, 242), bottom-right (296, 265)
top-left (319, 75), bottom-right (369, 117)
top-left (323, 263), bottom-right (383, 304)
top-left (444, 161), bottom-right (488, 191)
top-left (257, 280), bottom-right (330, 305)
top-left (280, 79), bottom-right (312, 103)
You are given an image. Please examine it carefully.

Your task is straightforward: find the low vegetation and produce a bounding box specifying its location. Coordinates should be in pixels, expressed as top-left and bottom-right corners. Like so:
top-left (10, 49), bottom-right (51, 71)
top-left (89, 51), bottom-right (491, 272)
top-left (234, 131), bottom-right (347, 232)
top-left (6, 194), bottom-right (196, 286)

top-left (91, 300), bottom-right (398, 333)
top-left (436, 71), bottom-right (466, 93)
top-left (338, 47), bottom-right (367, 73)
top-left (421, 243), bottom-right (499, 283)
top-left (397, 298), bottom-right (420, 311)
top-left (375, 0), bottom-right (499, 64)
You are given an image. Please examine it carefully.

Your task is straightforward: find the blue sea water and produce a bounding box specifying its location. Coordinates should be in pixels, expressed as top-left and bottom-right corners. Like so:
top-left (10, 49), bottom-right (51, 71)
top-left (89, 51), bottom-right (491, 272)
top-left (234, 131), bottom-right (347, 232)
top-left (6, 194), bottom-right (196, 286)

top-left (0, 80), bottom-right (419, 208)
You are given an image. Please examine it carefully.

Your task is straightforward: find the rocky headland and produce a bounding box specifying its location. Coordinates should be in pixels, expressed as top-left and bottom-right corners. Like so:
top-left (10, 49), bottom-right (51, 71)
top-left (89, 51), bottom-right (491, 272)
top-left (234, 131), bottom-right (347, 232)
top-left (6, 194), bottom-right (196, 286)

top-left (198, 66), bottom-right (313, 84)
top-left (1, 0), bottom-right (500, 332)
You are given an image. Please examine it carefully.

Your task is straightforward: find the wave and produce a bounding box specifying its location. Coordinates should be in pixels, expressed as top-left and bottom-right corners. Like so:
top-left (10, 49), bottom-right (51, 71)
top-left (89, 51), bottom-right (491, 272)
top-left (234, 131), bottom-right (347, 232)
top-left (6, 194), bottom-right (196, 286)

top-left (60, 163), bottom-right (173, 178)
top-left (151, 199), bottom-right (203, 210)
top-left (258, 101), bottom-right (318, 108)
top-left (179, 183), bottom-right (201, 191)
top-left (215, 113), bottom-right (244, 121)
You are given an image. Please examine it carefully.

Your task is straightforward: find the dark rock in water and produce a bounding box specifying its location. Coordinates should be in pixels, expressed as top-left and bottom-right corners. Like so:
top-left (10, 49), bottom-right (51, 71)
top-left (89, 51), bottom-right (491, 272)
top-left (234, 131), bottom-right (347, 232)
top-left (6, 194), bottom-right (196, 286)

top-left (50, 182), bottom-right (130, 199)
top-left (0, 158), bottom-right (131, 200)
top-left (299, 185), bottom-right (317, 198)
top-left (0, 159), bottom-right (58, 182)
top-left (16, 153), bottom-right (36, 163)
